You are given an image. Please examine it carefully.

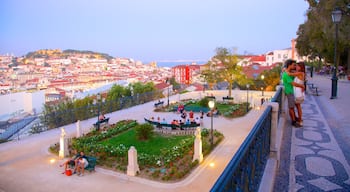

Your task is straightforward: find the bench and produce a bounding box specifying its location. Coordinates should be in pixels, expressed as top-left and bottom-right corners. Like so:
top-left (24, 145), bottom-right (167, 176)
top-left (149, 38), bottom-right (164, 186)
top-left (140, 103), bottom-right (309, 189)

top-left (222, 96), bottom-right (234, 102)
top-left (144, 118), bottom-right (199, 130)
top-left (67, 156), bottom-right (97, 173)
top-left (93, 117), bottom-right (110, 130)
top-left (85, 156), bottom-right (97, 172)
top-left (205, 96), bottom-right (216, 100)
top-left (154, 101), bottom-right (164, 108)
top-left (307, 83), bottom-right (319, 96)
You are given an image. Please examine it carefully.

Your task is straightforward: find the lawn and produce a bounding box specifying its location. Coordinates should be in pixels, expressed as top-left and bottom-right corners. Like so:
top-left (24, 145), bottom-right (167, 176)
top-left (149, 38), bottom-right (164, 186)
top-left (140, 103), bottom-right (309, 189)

top-left (100, 129), bottom-right (192, 155)
top-left (155, 97), bottom-right (250, 118)
top-left (51, 120), bottom-right (224, 181)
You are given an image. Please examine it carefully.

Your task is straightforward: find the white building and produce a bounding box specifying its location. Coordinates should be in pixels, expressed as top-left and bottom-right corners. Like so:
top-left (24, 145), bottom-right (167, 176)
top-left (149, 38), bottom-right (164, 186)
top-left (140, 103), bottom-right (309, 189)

top-left (0, 90), bottom-right (45, 121)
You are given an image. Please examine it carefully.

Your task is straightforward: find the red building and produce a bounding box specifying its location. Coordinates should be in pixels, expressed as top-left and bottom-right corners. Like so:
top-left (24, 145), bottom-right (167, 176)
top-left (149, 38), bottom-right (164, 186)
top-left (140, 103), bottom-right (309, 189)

top-left (172, 65), bottom-right (200, 84)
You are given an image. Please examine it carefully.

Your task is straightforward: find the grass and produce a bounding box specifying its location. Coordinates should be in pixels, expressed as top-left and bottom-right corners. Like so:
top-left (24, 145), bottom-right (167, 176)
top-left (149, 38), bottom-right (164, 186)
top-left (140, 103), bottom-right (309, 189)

top-left (51, 120), bottom-right (224, 181)
top-left (100, 128), bottom-right (193, 155)
top-left (216, 103), bottom-right (233, 112)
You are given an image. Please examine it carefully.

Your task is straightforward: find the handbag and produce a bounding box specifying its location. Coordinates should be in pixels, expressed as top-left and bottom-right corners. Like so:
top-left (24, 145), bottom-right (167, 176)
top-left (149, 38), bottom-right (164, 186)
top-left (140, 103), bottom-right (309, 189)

top-left (65, 169), bottom-right (72, 176)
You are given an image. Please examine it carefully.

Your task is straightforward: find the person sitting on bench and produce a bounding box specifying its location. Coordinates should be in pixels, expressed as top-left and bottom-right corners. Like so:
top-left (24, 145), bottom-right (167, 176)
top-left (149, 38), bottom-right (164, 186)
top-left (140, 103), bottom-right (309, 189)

top-left (76, 155), bottom-right (89, 176)
top-left (99, 114), bottom-right (106, 121)
top-left (60, 150), bottom-right (84, 174)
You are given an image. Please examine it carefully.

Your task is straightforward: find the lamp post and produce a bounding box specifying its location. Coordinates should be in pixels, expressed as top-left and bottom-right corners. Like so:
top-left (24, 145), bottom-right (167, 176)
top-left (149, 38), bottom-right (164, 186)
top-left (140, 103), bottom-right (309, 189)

top-left (208, 100), bottom-right (215, 147)
top-left (166, 78), bottom-right (170, 106)
top-left (331, 7), bottom-right (342, 99)
top-left (96, 93), bottom-right (101, 131)
top-left (261, 75), bottom-right (265, 96)
top-left (246, 84), bottom-right (250, 112)
top-left (167, 86), bottom-right (170, 106)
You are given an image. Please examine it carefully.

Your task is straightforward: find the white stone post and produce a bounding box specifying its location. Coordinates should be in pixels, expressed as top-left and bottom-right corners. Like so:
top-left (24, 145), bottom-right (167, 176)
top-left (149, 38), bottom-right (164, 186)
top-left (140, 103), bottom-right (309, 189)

top-left (275, 85), bottom-right (285, 115)
top-left (127, 146), bottom-right (140, 176)
top-left (76, 120), bottom-right (81, 138)
top-left (59, 127), bottom-right (68, 159)
top-left (266, 102), bottom-right (280, 167)
top-left (193, 127), bottom-right (203, 163)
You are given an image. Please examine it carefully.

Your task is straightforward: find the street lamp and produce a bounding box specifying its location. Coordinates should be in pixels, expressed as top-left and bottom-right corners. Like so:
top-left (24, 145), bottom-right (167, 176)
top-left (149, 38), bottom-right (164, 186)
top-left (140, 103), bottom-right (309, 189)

top-left (246, 84), bottom-right (250, 112)
top-left (95, 93), bottom-right (101, 131)
top-left (331, 7), bottom-right (342, 99)
top-left (208, 100), bottom-right (215, 147)
top-left (166, 78), bottom-right (170, 106)
top-left (261, 75), bottom-right (265, 96)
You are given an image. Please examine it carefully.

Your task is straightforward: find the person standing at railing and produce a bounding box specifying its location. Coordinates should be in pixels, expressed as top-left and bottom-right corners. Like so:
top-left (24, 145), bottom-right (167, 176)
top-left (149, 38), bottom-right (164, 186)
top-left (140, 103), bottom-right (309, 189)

top-left (288, 62), bottom-right (306, 126)
top-left (282, 59), bottom-right (304, 128)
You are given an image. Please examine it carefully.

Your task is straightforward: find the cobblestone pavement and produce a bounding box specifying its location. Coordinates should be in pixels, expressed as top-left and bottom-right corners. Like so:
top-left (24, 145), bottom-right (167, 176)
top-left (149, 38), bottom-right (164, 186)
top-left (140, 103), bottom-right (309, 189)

top-left (274, 74), bottom-right (350, 192)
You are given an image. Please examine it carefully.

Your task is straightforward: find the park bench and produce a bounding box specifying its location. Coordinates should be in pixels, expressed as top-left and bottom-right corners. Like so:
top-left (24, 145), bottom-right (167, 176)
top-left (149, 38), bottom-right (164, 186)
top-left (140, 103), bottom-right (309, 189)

top-left (93, 117), bottom-right (110, 130)
top-left (67, 156), bottom-right (97, 173)
top-left (154, 101), bottom-right (164, 108)
top-left (144, 118), bottom-right (200, 131)
top-left (85, 156), bottom-right (97, 172)
top-left (307, 83), bottom-right (319, 96)
top-left (222, 96), bottom-right (234, 102)
top-left (205, 96), bottom-right (216, 100)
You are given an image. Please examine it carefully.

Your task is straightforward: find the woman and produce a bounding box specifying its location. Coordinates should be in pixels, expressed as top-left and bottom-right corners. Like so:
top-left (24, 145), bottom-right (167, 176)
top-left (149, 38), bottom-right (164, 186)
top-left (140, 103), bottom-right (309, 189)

top-left (288, 62), bottom-right (305, 126)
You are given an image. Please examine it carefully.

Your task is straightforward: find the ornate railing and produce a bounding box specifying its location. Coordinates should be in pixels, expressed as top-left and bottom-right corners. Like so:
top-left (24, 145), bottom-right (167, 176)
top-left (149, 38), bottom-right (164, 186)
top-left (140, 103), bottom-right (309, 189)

top-left (0, 116), bottom-right (36, 140)
top-left (210, 106), bottom-right (272, 192)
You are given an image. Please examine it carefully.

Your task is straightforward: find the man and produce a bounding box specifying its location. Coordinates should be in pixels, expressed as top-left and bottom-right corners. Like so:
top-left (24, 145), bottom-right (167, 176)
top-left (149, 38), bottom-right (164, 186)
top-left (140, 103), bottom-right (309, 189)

top-left (282, 59), bottom-right (304, 127)
top-left (60, 150), bottom-right (85, 174)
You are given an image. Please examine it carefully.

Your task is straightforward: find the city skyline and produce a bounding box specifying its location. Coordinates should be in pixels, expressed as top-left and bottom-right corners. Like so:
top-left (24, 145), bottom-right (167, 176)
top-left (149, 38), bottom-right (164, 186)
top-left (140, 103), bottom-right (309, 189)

top-left (0, 0), bottom-right (308, 62)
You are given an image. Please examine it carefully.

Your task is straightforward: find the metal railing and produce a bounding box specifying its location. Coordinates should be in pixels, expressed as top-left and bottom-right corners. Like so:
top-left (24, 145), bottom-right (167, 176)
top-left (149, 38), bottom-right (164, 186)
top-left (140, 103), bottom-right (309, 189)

top-left (0, 116), bottom-right (36, 140)
top-left (210, 86), bottom-right (284, 191)
top-left (211, 106), bottom-right (272, 192)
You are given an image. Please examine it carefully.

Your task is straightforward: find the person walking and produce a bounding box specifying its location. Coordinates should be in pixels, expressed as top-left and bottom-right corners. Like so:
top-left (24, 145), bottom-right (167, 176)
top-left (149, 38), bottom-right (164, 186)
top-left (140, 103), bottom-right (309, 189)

top-left (282, 59), bottom-right (304, 127)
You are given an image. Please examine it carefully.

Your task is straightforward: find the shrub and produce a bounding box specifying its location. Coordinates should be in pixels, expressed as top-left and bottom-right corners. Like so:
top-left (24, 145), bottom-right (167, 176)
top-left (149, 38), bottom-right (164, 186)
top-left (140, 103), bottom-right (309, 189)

top-left (201, 128), bottom-right (209, 137)
top-left (135, 123), bottom-right (154, 141)
top-left (198, 97), bottom-right (210, 107)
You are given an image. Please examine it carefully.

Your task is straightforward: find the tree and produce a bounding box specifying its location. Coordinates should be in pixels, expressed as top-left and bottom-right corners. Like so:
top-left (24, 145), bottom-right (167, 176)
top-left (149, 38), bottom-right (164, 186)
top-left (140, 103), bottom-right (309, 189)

top-left (108, 84), bottom-right (127, 101)
top-left (200, 60), bottom-right (219, 90)
top-left (260, 64), bottom-right (283, 91)
top-left (135, 123), bottom-right (154, 141)
top-left (213, 47), bottom-right (246, 97)
top-left (296, 1), bottom-right (350, 71)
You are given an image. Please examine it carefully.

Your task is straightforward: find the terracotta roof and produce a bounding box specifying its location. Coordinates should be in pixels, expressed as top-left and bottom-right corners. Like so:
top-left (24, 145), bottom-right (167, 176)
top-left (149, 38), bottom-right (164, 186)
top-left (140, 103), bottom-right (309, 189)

top-left (242, 55), bottom-right (266, 62)
top-left (155, 82), bottom-right (170, 90)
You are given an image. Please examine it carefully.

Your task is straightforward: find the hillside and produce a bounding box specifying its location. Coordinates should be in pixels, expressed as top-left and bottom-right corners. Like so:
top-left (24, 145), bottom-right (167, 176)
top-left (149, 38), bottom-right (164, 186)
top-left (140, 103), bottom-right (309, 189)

top-left (25, 49), bottom-right (114, 60)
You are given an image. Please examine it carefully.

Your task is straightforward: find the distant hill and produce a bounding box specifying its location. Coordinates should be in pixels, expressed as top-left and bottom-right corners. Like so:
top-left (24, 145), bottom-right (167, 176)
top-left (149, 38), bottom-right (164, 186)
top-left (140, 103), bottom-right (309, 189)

top-left (25, 49), bottom-right (114, 60)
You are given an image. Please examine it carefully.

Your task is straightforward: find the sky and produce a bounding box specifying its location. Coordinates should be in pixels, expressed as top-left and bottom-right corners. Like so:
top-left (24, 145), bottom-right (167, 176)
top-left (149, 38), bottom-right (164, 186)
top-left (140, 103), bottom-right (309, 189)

top-left (0, 0), bottom-right (309, 62)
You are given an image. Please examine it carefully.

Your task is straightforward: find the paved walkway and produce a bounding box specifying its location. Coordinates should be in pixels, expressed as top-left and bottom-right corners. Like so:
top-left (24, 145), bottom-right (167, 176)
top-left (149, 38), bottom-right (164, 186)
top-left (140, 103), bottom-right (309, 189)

top-left (0, 91), bottom-right (268, 192)
top-left (274, 74), bottom-right (350, 191)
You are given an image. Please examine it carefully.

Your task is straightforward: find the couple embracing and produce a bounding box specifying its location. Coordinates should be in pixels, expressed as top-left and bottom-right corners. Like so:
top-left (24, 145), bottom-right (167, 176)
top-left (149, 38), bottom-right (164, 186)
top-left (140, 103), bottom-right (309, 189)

top-left (282, 59), bottom-right (306, 128)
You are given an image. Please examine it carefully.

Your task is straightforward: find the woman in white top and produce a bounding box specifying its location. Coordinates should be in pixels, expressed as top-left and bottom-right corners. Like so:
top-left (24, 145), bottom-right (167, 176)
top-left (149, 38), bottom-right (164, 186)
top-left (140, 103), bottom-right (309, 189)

top-left (76, 156), bottom-right (89, 176)
top-left (288, 62), bottom-right (305, 126)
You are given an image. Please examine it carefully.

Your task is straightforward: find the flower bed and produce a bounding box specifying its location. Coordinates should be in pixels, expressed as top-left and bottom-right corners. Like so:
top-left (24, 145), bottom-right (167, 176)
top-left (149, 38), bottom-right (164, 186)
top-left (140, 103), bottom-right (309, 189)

top-left (51, 120), bottom-right (224, 181)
